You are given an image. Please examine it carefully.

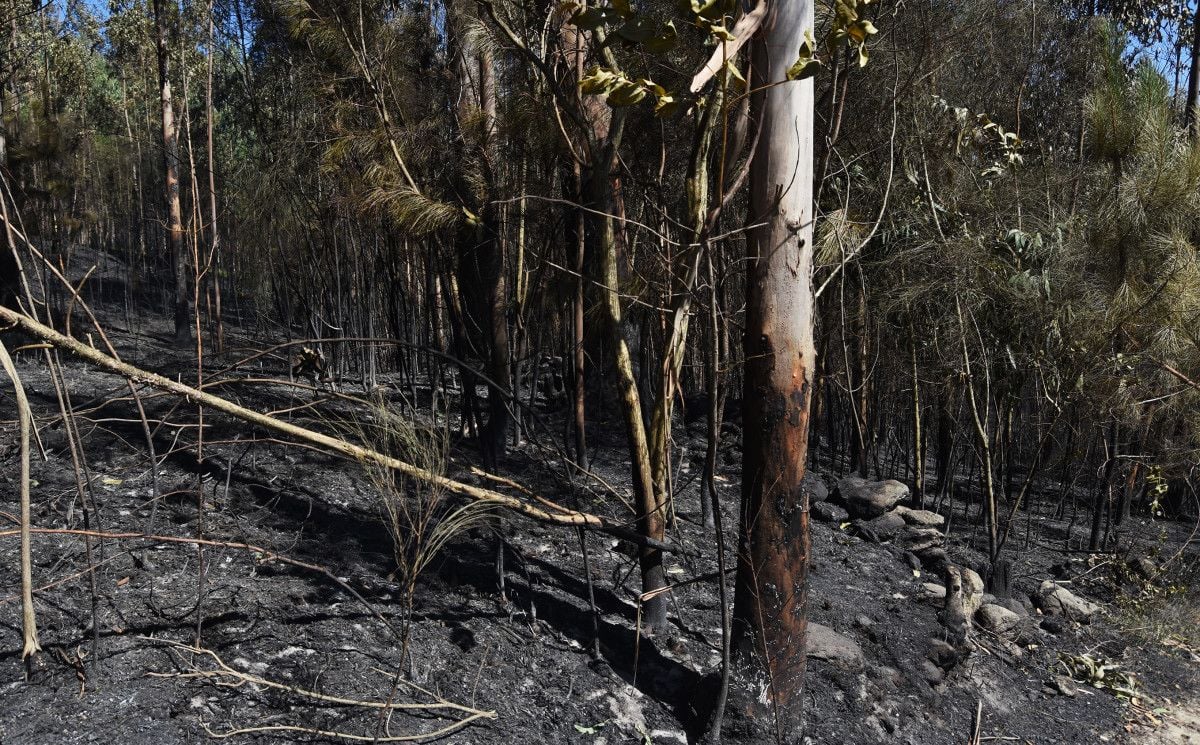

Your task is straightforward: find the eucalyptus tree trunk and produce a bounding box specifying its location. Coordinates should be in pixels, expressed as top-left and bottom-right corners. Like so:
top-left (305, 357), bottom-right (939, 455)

top-left (588, 111), bottom-right (670, 633)
top-left (454, 20), bottom-right (510, 466)
top-left (206, 0), bottom-right (223, 354)
top-left (910, 334), bottom-right (925, 508)
top-left (152, 0), bottom-right (191, 345)
top-left (726, 1), bottom-right (816, 738)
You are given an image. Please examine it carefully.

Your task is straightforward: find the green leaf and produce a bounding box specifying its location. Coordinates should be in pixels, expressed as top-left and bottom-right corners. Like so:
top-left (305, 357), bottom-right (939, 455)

top-left (835, 0), bottom-right (858, 27)
top-left (579, 66), bottom-right (619, 95)
top-left (607, 79), bottom-right (647, 106)
top-left (637, 78), bottom-right (666, 97)
top-left (612, 0), bottom-right (633, 17)
top-left (846, 18), bottom-right (877, 44)
top-left (787, 29), bottom-right (820, 80)
top-left (724, 59), bottom-right (747, 91)
top-left (655, 94), bottom-right (682, 117)
top-left (825, 27), bottom-right (847, 56)
top-left (787, 58), bottom-right (821, 80)
top-left (688, 0), bottom-right (733, 21)
top-left (708, 23), bottom-right (735, 41)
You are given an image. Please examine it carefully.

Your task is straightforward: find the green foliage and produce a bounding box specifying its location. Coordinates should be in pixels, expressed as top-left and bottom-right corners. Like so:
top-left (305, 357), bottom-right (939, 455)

top-left (1059, 652), bottom-right (1141, 701)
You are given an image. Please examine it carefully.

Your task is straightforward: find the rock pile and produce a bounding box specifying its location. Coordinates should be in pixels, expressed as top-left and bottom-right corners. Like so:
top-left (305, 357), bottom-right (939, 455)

top-left (809, 472), bottom-right (1104, 686)
top-left (808, 475), bottom-right (950, 572)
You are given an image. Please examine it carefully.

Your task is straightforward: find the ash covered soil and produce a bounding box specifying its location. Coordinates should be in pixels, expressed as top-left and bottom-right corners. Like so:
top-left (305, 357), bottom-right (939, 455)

top-left (2, 309), bottom-right (1200, 744)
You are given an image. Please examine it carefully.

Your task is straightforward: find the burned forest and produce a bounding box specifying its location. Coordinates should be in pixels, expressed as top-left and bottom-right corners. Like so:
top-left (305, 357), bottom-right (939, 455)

top-left (1, 0), bottom-right (1200, 742)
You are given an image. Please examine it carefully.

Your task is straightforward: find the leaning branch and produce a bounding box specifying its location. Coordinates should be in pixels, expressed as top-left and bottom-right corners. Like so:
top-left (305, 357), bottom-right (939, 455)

top-left (687, 0), bottom-right (767, 94)
top-left (0, 306), bottom-right (671, 551)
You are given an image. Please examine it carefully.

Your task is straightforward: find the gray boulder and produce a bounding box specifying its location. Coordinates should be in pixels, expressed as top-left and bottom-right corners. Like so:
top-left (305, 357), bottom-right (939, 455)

top-left (927, 639), bottom-right (961, 670)
top-left (995, 597), bottom-right (1029, 618)
top-left (1033, 581), bottom-right (1101, 623)
top-left (893, 505), bottom-right (946, 528)
top-left (897, 526), bottom-right (945, 553)
top-left (812, 501), bottom-right (849, 523)
top-left (807, 623), bottom-right (864, 670)
top-left (804, 472), bottom-right (830, 503)
top-left (837, 476), bottom-right (910, 519)
top-left (920, 582), bottom-right (947, 606)
top-left (854, 511), bottom-right (906, 542)
top-left (975, 603), bottom-right (1021, 636)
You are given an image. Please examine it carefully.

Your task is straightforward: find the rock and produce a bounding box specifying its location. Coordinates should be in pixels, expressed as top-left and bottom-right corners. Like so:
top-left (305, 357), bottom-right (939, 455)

top-left (897, 526), bottom-right (945, 553)
top-left (1049, 674), bottom-right (1078, 697)
top-left (854, 511), bottom-right (906, 542)
top-left (915, 547), bottom-right (949, 573)
top-left (893, 505), bottom-right (946, 528)
top-left (927, 639), bottom-right (960, 670)
top-left (872, 665), bottom-right (903, 689)
top-left (812, 501), bottom-right (849, 523)
top-left (854, 615), bottom-right (878, 644)
top-left (1127, 557), bottom-right (1157, 580)
top-left (919, 659), bottom-right (945, 684)
top-left (807, 623), bottom-right (865, 670)
top-left (961, 568), bottom-right (985, 618)
top-left (804, 472), bottom-right (830, 503)
top-left (1032, 581), bottom-right (1100, 623)
top-left (1039, 616), bottom-right (1068, 635)
top-left (602, 686), bottom-right (649, 742)
top-left (837, 476), bottom-right (910, 519)
top-left (996, 597), bottom-right (1029, 618)
top-left (920, 582), bottom-right (947, 605)
top-left (975, 603), bottom-right (1021, 636)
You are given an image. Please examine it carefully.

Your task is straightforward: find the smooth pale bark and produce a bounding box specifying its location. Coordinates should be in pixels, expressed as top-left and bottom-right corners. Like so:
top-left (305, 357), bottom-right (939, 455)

top-left (0, 338), bottom-right (40, 661)
top-left (727, 1), bottom-right (816, 739)
top-left (152, 0), bottom-right (190, 345)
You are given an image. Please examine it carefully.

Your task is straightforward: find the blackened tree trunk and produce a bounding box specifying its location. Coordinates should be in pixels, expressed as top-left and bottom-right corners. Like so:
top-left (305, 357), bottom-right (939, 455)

top-left (725, 1), bottom-right (816, 739)
top-left (454, 19), bottom-right (509, 466)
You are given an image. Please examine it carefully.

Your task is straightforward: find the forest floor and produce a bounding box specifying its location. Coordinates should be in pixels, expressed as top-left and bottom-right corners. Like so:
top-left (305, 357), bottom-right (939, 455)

top-left (2, 263), bottom-right (1200, 743)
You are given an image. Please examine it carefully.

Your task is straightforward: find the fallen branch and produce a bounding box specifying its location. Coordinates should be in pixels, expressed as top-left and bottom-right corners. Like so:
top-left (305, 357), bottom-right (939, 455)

top-left (0, 305), bottom-right (674, 552)
top-left (147, 639), bottom-right (495, 743)
top-left (150, 639), bottom-right (490, 715)
top-left (0, 336), bottom-right (40, 661)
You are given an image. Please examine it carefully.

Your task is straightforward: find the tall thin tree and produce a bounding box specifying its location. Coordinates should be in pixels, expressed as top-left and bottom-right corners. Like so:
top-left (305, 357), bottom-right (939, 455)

top-left (152, 0), bottom-right (190, 344)
top-left (727, 1), bottom-right (817, 739)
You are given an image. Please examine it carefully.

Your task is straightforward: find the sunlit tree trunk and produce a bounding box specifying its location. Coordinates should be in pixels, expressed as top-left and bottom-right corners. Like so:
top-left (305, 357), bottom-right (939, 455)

top-left (727, 1), bottom-right (816, 738)
top-left (152, 0), bottom-right (190, 344)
